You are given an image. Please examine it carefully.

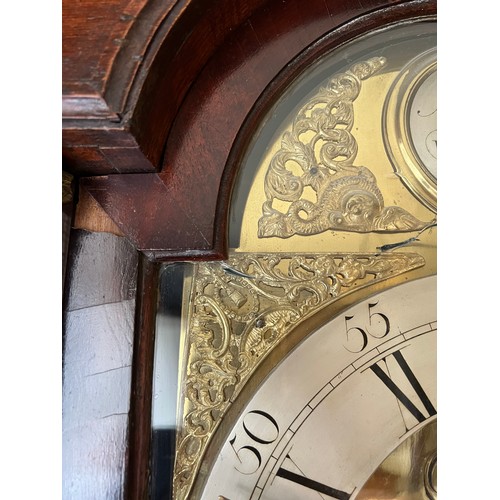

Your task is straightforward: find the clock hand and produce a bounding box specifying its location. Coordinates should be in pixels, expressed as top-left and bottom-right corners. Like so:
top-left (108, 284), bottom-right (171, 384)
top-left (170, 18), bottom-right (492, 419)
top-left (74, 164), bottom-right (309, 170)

top-left (377, 220), bottom-right (437, 252)
top-left (220, 262), bottom-right (255, 279)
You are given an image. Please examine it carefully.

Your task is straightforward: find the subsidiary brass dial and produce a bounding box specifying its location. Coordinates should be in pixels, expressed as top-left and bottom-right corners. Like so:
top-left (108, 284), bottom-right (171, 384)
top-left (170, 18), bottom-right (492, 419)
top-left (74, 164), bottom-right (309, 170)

top-left (357, 420), bottom-right (437, 499)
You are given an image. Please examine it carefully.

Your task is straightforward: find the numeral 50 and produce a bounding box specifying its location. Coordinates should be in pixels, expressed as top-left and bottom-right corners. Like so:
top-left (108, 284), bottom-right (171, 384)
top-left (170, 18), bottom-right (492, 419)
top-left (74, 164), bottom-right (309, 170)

top-left (229, 410), bottom-right (280, 475)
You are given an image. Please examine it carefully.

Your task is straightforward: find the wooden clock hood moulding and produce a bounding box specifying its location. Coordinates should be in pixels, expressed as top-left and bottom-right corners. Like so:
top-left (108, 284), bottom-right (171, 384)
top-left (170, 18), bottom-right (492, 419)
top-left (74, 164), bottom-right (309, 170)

top-left (64, 0), bottom-right (436, 261)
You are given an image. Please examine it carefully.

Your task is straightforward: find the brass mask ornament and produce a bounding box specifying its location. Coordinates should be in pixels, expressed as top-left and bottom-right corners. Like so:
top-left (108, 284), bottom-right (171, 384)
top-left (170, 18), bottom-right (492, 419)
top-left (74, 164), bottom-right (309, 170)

top-left (258, 57), bottom-right (429, 239)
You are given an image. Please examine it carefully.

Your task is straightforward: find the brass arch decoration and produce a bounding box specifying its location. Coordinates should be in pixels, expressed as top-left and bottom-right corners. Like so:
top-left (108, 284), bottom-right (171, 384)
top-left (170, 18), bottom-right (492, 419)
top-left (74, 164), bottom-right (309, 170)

top-left (174, 251), bottom-right (425, 499)
top-left (258, 57), bottom-right (428, 239)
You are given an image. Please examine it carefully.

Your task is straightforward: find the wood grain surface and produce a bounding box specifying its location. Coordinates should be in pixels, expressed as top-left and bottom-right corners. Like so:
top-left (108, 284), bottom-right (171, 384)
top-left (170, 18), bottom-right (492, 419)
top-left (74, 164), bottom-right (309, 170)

top-left (63, 231), bottom-right (138, 499)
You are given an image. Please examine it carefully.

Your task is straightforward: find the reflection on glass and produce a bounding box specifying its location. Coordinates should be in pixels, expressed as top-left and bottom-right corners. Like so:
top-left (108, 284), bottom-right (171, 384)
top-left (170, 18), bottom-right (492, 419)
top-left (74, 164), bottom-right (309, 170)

top-left (150, 263), bottom-right (190, 500)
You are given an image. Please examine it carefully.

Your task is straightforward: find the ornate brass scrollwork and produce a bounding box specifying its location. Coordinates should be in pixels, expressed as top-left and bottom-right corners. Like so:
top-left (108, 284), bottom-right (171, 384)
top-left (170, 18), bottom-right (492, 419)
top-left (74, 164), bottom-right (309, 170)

top-left (258, 57), bottom-right (428, 239)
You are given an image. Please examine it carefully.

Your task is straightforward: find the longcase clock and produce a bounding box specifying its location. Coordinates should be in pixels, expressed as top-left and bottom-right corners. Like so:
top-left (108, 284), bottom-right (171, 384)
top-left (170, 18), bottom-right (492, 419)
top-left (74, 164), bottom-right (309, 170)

top-left (149, 11), bottom-right (437, 500)
top-left (65, 1), bottom-right (438, 499)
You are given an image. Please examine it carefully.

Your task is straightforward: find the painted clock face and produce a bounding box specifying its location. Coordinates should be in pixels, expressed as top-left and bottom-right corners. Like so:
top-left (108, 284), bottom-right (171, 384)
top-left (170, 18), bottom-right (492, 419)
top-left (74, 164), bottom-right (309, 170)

top-left (202, 276), bottom-right (436, 499)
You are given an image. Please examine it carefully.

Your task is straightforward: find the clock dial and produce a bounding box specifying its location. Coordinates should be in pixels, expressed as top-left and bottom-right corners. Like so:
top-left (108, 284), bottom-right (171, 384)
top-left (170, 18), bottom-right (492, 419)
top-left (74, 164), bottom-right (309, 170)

top-left (408, 66), bottom-right (437, 178)
top-left (202, 276), bottom-right (436, 499)
top-left (383, 47), bottom-right (437, 212)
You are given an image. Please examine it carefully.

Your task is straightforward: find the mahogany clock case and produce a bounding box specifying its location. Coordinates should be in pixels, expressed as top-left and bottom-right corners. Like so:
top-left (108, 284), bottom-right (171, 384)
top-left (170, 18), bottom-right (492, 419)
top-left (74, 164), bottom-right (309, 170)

top-left (62, 1), bottom-right (437, 499)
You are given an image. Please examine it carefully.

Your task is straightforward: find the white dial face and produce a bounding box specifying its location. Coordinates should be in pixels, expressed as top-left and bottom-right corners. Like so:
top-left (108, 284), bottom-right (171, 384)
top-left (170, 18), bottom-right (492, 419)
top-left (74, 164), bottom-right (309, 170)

top-left (382, 42), bottom-right (437, 213)
top-left (409, 69), bottom-right (437, 179)
top-left (202, 277), bottom-right (436, 499)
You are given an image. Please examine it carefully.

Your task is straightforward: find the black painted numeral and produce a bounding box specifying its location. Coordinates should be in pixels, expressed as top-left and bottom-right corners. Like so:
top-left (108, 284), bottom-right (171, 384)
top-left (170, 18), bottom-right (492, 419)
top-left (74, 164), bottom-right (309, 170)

top-left (344, 301), bottom-right (390, 353)
top-left (230, 410), bottom-right (280, 475)
top-left (370, 350), bottom-right (436, 429)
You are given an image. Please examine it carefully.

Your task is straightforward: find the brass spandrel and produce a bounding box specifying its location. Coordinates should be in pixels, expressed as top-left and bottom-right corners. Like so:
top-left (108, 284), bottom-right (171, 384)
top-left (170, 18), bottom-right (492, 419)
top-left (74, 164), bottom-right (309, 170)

top-left (235, 55), bottom-right (436, 256)
top-left (257, 57), bottom-right (429, 240)
top-left (173, 251), bottom-right (426, 499)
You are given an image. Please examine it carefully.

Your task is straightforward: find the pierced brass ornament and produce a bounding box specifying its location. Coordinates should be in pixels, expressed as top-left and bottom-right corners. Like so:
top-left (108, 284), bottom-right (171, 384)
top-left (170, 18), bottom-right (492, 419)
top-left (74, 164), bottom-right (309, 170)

top-left (258, 57), bottom-right (429, 239)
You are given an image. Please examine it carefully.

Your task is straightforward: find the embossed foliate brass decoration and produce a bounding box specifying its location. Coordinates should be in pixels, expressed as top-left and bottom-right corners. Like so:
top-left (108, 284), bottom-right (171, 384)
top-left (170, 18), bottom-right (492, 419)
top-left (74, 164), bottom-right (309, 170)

top-left (174, 252), bottom-right (425, 499)
top-left (258, 57), bottom-right (428, 239)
